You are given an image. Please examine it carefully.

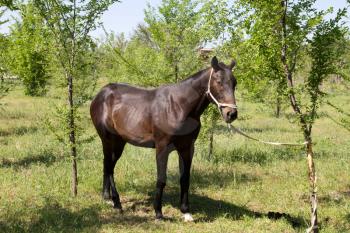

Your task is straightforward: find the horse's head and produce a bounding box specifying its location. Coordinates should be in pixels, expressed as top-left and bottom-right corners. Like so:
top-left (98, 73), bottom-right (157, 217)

top-left (207, 56), bottom-right (237, 123)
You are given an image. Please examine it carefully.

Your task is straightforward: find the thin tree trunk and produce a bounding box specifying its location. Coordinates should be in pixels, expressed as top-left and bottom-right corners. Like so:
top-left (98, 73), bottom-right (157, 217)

top-left (207, 115), bottom-right (216, 160)
top-left (306, 140), bottom-right (318, 233)
top-left (280, 1), bottom-right (318, 232)
top-left (208, 129), bottom-right (213, 160)
top-left (68, 73), bottom-right (78, 197)
top-left (276, 95), bottom-right (281, 118)
top-left (69, 0), bottom-right (78, 197)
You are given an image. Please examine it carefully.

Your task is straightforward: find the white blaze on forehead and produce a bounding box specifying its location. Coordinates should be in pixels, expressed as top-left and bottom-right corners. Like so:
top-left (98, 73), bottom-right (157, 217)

top-left (183, 213), bottom-right (194, 222)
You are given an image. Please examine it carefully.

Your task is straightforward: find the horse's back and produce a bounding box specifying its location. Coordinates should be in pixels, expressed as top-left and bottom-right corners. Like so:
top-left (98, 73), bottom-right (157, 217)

top-left (90, 83), bottom-right (156, 146)
top-left (90, 82), bottom-right (155, 121)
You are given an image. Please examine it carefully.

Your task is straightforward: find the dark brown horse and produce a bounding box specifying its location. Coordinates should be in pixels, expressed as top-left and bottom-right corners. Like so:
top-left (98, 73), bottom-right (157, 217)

top-left (90, 57), bottom-right (237, 221)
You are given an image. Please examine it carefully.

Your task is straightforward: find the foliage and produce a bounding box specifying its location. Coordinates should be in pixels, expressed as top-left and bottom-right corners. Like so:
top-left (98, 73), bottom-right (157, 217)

top-left (0, 5), bottom-right (12, 101)
top-left (230, 1), bottom-right (287, 116)
top-left (197, 104), bottom-right (218, 159)
top-left (97, 30), bottom-right (171, 87)
top-left (326, 101), bottom-right (350, 132)
top-left (32, 0), bottom-right (119, 196)
top-left (306, 10), bottom-right (348, 126)
top-left (0, 11), bottom-right (7, 78)
top-left (231, 1), bottom-right (348, 231)
top-left (0, 0), bottom-right (17, 9)
top-left (97, 0), bottom-right (207, 87)
top-left (144, 0), bottom-right (205, 82)
top-left (232, 0), bottom-right (348, 135)
top-left (32, 0), bottom-right (118, 144)
top-left (335, 37), bottom-right (350, 81)
top-left (6, 2), bottom-right (51, 96)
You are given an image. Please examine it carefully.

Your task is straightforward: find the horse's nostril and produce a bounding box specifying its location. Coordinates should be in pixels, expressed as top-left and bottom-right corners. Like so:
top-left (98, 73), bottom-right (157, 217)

top-left (230, 111), bottom-right (237, 120)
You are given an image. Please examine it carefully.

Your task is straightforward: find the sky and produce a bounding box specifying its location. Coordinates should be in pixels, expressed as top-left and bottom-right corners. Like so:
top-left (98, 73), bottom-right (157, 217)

top-left (0, 0), bottom-right (349, 38)
top-left (90, 0), bottom-right (162, 39)
top-left (92, 0), bottom-right (349, 38)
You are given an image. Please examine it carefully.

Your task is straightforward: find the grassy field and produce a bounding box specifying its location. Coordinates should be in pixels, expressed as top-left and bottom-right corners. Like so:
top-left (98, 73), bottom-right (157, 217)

top-left (0, 86), bottom-right (349, 233)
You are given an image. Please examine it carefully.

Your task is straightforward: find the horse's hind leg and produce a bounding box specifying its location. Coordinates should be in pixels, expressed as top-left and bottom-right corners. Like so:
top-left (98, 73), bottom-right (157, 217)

top-left (102, 136), bottom-right (125, 212)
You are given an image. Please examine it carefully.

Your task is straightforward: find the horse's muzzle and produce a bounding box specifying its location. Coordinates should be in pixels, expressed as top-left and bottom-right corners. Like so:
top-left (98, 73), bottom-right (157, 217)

top-left (224, 109), bottom-right (237, 123)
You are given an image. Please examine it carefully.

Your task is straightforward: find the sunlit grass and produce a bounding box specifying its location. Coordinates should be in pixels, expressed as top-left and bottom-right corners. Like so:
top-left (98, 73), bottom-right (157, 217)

top-left (0, 86), bottom-right (349, 232)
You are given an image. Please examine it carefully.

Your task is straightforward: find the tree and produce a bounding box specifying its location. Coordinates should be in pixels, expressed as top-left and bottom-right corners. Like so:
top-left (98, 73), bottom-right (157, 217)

top-left (234, 0), bottom-right (348, 231)
top-left (0, 1), bottom-right (17, 101)
top-left (144, 0), bottom-right (205, 82)
top-left (97, 29), bottom-right (171, 87)
top-left (281, 4), bottom-right (347, 231)
top-left (33, 0), bottom-right (119, 196)
top-left (229, 1), bottom-right (287, 117)
top-left (7, 2), bottom-right (51, 96)
top-left (0, 8), bottom-right (8, 87)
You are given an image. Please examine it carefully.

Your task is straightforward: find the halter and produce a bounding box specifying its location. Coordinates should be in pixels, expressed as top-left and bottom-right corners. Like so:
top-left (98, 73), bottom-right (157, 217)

top-left (206, 68), bottom-right (238, 110)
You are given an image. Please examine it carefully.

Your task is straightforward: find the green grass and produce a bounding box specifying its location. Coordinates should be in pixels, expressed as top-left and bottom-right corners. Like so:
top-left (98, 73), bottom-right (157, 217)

top-left (0, 87), bottom-right (349, 233)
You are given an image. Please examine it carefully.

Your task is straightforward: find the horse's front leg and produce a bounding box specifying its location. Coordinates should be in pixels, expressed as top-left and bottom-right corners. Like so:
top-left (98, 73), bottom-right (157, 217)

top-left (177, 142), bottom-right (194, 222)
top-left (154, 142), bottom-right (170, 220)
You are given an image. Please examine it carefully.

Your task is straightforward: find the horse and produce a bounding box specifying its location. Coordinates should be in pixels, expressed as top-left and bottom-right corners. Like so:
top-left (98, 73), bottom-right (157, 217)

top-left (90, 56), bottom-right (238, 221)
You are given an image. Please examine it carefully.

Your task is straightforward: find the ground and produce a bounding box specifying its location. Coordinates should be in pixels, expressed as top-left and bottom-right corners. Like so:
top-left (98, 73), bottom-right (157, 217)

top-left (0, 86), bottom-right (349, 233)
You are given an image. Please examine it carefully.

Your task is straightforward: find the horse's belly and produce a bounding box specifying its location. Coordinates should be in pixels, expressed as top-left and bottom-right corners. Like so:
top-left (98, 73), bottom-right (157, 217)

top-left (111, 104), bottom-right (154, 147)
top-left (127, 139), bottom-right (155, 148)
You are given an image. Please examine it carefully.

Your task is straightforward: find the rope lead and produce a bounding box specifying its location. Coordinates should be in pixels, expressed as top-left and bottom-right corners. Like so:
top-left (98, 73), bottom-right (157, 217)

top-left (228, 124), bottom-right (308, 147)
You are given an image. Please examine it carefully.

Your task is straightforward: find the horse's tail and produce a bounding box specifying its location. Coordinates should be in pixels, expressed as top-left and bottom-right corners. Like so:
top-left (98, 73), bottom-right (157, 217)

top-left (90, 87), bottom-right (109, 136)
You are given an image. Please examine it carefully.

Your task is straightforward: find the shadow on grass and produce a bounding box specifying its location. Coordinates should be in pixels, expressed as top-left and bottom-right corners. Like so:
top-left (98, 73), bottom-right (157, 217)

top-left (0, 109), bottom-right (26, 120)
top-left (0, 198), bottom-right (149, 233)
top-left (0, 149), bottom-right (58, 170)
top-left (121, 167), bottom-right (261, 199)
top-left (190, 168), bottom-right (259, 189)
top-left (119, 172), bottom-right (304, 229)
top-left (0, 125), bottom-right (38, 137)
top-left (345, 213), bottom-right (350, 223)
top-left (128, 190), bottom-right (306, 229)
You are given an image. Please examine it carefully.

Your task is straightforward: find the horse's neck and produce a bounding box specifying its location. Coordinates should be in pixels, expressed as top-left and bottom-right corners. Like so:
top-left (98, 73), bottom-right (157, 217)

top-left (178, 69), bottom-right (211, 118)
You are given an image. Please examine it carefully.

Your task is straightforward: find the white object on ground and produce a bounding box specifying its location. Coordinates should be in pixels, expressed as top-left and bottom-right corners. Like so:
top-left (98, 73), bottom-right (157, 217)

top-left (183, 213), bottom-right (194, 222)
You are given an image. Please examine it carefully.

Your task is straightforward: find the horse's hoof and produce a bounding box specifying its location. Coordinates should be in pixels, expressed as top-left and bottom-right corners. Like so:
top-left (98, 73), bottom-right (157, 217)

top-left (155, 213), bottom-right (164, 221)
top-left (113, 203), bottom-right (123, 214)
top-left (183, 213), bottom-right (194, 222)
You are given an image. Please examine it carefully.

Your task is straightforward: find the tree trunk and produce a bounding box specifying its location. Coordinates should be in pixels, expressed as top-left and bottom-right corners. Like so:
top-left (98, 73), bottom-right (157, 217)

top-left (207, 115), bottom-right (217, 160)
top-left (67, 73), bottom-right (78, 197)
top-left (276, 95), bottom-right (281, 118)
top-left (280, 1), bottom-right (318, 232)
top-left (70, 0), bottom-right (78, 197)
top-left (208, 129), bottom-right (214, 160)
top-left (306, 140), bottom-right (318, 233)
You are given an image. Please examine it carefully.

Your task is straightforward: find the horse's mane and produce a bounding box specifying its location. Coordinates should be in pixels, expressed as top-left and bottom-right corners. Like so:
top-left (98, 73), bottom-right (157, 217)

top-left (180, 68), bottom-right (209, 83)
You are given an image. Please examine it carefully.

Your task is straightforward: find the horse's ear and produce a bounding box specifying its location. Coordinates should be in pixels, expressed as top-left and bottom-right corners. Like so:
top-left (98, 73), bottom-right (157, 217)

top-left (229, 60), bottom-right (236, 70)
top-left (211, 56), bottom-right (220, 71)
